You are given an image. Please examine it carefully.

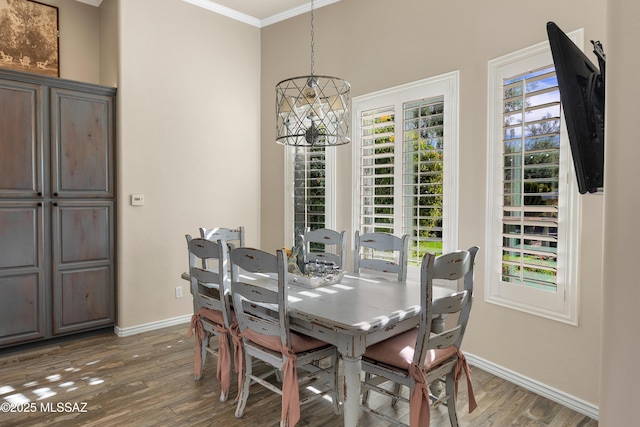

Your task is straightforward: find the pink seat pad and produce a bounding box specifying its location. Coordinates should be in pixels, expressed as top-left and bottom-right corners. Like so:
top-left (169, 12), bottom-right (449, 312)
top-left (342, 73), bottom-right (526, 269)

top-left (364, 328), bottom-right (457, 370)
top-left (242, 328), bottom-right (330, 353)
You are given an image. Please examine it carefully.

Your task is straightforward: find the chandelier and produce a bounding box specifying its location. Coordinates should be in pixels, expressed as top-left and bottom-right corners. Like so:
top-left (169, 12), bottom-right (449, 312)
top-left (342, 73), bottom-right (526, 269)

top-left (275, 0), bottom-right (351, 147)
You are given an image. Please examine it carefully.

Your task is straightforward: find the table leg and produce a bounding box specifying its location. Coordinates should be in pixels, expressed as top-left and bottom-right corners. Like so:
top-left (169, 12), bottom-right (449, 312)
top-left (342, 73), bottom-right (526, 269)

top-left (342, 355), bottom-right (362, 427)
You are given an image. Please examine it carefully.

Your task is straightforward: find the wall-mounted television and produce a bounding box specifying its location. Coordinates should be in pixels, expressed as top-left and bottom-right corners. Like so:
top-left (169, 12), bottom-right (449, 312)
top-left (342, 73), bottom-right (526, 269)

top-left (547, 21), bottom-right (605, 194)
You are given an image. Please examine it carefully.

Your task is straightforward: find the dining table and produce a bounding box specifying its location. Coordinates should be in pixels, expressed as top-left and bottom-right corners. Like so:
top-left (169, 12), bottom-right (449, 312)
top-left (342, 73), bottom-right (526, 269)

top-left (183, 268), bottom-right (455, 427)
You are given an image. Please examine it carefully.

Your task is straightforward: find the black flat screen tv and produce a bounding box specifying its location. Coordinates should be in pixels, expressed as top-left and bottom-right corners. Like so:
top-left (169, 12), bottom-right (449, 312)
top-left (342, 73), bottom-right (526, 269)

top-left (547, 21), bottom-right (605, 194)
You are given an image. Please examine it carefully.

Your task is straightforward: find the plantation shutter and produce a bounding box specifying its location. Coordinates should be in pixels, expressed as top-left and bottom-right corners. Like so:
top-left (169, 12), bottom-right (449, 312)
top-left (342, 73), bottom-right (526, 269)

top-left (501, 66), bottom-right (561, 291)
top-left (359, 98), bottom-right (445, 265)
top-left (293, 146), bottom-right (326, 240)
top-left (359, 106), bottom-right (396, 235)
top-left (403, 97), bottom-right (445, 261)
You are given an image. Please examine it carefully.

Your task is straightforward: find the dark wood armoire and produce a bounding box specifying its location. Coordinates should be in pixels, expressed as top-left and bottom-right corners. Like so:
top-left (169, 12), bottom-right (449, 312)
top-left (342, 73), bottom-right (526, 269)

top-left (0, 68), bottom-right (116, 348)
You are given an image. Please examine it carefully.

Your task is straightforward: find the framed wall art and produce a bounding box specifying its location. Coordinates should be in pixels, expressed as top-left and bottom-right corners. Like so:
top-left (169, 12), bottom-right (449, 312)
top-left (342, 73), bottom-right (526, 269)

top-left (0, 0), bottom-right (59, 77)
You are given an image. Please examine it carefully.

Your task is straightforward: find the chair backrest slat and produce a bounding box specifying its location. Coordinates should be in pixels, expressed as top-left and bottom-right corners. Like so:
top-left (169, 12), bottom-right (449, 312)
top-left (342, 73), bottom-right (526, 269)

top-left (358, 259), bottom-right (401, 275)
top-left (428, 325), bottom-right (463, 350)
top-left (431, 291), bottom-right (470, 315)
top-left (200, 226), bottom-right (245, 249)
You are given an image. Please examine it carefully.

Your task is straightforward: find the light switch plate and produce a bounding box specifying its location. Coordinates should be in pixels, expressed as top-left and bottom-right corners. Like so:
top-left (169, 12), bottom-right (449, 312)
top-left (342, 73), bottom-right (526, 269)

top-left (131, 193), bottom-right (145, 206)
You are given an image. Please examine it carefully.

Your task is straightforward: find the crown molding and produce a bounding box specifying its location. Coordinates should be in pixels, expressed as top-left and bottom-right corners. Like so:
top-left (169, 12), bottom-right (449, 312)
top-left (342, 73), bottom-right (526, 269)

top-left (261, 0), bottom-right (341, 27)
top-left (75, 0), bottom-right (103, 6)
top-left (182, 0), bottom-right (341, 28)
top-left (182, 0), bottom-right (261, 27)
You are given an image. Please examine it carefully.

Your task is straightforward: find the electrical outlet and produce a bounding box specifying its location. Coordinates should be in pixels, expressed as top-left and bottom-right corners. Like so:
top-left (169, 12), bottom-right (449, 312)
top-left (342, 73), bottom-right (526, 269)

top-left (175, 286), bottom-right (183, 299)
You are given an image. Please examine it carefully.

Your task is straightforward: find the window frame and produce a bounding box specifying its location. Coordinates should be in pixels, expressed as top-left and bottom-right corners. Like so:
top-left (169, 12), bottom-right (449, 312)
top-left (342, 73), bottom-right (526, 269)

top-left (485, 31), bottom-right (582, 325)
top-left (351, 72), bottom-right (460, 282)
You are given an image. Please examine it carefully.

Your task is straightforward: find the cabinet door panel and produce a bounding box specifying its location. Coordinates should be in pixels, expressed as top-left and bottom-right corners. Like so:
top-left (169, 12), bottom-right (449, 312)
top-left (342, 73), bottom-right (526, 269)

top-left (51, 88), bottom-right (114, 197)
top-left (0, 80), bottom-right (43, 198)
top-left (0, 275), bottom-right (45, 345)
top-left (54, 267), bottom-right (113, 334)
top-left (0, 202), bottom-right (45, 345)
top-left (58, 204), bottom-right (110, 263)
top-left (0, 203), bottom-right (43, 269)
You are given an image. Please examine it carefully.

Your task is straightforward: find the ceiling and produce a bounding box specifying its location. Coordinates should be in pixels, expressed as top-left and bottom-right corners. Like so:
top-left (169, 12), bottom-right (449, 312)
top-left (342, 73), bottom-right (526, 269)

top-left (75, 0), bottom-right (341, 28)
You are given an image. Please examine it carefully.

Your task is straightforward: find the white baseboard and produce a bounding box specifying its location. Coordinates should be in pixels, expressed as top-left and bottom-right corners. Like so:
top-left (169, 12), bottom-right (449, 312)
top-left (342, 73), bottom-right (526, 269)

top-left (465, 352), bottom-right (599, 421)
top-left (114, 314), bottom-right (192, 337)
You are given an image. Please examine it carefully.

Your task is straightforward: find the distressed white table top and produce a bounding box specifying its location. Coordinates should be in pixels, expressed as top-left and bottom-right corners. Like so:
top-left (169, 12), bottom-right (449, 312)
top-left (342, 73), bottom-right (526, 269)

top-left (287, 273), bottom-right (451, 333)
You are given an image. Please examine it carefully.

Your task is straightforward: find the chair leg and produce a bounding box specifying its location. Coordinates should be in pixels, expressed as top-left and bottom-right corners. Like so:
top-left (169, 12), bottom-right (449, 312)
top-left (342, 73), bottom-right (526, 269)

top-left (193, 334), bottom-right (210, 382)
top-left (445, 372), bottom-right (459, 427)
top-left (362, 372), bottom-right (371, 404)
top-left (201, 335), bottom-right (209, 369)
top-left (235, 352), bottom-right (252, 418)
top-left (391, 382), bottom-right (402, 408)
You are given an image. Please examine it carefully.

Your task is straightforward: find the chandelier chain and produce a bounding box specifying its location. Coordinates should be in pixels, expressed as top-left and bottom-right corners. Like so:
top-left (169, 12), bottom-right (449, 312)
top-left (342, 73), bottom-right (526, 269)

top-left (310, 0), bottom-right (315, 76)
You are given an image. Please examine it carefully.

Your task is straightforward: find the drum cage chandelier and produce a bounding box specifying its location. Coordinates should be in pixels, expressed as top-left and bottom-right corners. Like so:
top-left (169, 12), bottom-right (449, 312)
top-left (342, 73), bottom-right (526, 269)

top-left (275, 0), bottom-right (351, 147)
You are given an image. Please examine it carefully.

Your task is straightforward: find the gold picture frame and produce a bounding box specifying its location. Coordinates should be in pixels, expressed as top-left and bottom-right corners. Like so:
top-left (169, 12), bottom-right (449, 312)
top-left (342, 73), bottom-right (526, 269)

top-left (0, 0), bottom-right (59, 77)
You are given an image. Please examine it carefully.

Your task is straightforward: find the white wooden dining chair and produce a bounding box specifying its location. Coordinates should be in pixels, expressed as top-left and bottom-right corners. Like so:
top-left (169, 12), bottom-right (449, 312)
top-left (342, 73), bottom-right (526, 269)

top-left (353, 230), bottom-right (410, 281)
top-left (360, 246), bottom-right (480, 427)
top-left (199, 226), bottom-right (245, 249)
top-left (301, 228), bottom-right (348, 271)
top-left (185, 235), bottom-right (240, 402)
top-left (230, 247), bottom-right (341, 426)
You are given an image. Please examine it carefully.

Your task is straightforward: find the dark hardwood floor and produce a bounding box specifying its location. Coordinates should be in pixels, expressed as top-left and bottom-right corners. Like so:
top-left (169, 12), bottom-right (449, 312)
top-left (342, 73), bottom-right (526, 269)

top-left (0, 323), bottom-right (597, 426)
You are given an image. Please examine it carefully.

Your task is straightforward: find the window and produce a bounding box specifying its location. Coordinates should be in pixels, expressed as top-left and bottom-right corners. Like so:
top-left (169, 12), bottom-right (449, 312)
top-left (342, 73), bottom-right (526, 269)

top-left (285, 146), bottom-right (336, 247)
top-left (486, 32), bottom-right (581, 324)
top-left (352, 72), bottom-right (459, 280)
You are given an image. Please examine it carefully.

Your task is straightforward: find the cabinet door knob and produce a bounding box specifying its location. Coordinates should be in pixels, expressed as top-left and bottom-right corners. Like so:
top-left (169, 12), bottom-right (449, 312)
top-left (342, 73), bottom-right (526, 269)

top-left (37, 192), bottom-right (42, 197)
top-left (53, 192), bottom-right (59, 197)
top-left (53, 202), bottom-right (58, 207)
top-left (37, 202), bottom-right (43, 207)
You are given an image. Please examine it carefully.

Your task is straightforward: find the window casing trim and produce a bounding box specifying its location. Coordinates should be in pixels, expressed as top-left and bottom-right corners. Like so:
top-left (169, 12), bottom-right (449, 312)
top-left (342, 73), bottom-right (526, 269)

top-left (485, 31), bottom-right (583, 325)
top-left (351, 71), bottom-right (460, 282)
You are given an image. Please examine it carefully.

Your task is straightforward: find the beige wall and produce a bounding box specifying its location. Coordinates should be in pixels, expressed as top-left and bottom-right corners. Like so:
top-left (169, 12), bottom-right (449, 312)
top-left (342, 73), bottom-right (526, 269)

top-left (114, 0), bottom-right (261, 328)
top-left (600, 0), bottom-right (640, 424)
top-left (260, 0), bottom-right (605, 406)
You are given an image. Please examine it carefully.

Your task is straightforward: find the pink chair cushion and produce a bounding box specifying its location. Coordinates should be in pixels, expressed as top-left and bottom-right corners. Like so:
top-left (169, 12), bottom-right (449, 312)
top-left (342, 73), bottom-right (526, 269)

top-left (242, 328), bottom-right (329, 353)
top-left (364, 328), bottom-right (457, 370)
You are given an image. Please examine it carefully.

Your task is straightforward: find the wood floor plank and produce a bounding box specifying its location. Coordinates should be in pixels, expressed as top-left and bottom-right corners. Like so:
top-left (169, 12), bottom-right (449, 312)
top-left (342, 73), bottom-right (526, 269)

top-left (0, 323), bottom-right (598, 426)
